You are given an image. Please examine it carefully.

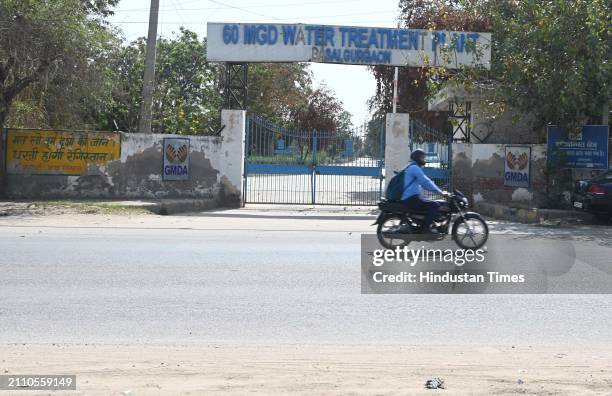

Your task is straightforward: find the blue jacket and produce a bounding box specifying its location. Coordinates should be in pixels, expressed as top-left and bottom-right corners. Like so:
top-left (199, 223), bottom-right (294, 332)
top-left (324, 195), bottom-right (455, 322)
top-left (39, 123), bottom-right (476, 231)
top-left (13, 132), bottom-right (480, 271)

top-left (400, 162), bottom-right (443, 200)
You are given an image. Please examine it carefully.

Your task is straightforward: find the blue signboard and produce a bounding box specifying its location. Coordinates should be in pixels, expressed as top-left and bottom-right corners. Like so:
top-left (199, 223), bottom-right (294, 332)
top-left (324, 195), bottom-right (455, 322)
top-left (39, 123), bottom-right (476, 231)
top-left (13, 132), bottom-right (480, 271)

top-left (547, 125), bottom-right (609, 169)
top-left (342, 139), bottom-right (354, 157)
top-left (162, 137), bottom-right (190, 180)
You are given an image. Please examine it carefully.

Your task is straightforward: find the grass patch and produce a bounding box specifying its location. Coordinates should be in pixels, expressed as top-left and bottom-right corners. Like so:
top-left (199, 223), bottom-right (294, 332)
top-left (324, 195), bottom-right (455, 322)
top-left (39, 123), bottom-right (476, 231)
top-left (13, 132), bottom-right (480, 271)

top-left (31, 200), bottom-right (151, 215)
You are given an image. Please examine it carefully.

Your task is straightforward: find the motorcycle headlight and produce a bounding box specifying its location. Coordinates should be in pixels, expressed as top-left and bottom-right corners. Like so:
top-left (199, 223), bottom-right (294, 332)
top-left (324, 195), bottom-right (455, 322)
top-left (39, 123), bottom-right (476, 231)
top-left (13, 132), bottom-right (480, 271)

top-left (461, 197), bottom-right (468, 206)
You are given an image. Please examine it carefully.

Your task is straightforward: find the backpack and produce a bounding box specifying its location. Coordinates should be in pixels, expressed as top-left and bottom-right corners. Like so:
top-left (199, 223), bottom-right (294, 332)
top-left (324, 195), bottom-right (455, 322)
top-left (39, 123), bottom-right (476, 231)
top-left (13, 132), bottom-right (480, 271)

top-left (385, 163), bottom-right (415, 201)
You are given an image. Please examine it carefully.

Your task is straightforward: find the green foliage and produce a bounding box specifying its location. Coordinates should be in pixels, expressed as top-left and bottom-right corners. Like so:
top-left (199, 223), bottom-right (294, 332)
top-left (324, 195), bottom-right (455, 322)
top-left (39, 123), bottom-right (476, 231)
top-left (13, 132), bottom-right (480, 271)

top-left (374, 0), bottom-right (610, 133)
top-left (100, 38), bottom-right (146, 131)
top-left (292, 85), bottom-right (351, 131)
top-left (370, 0), bottom-right (489, 128)
top-left (99, 29), bottom-right (223, 134)
top-left (1, 2), bottom-right (352, 135)
top-left (154, 29), bottom-right (223, 134)
top-left (247, 63), bottom-right (312, 126)
top-left (336, 110), bottom-right (353, 132)
top-left (80, 0), bottom-right (120, 18)
top-left (104, 43), bottom-right (350, 134)
top-left (0, 0), bottom-right (120, 129)
top-left (442, 0), bottom-right (611, 132)
top-left (247, 64), bottom-right (353, 132)
top-left (43, 26), bottom-right (120, 130)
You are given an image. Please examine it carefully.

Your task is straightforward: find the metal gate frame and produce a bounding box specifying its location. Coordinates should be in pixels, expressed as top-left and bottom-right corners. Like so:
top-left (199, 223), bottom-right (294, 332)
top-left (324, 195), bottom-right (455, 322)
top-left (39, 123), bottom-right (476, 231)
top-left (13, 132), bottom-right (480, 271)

top-left (243, 114), bottom-right (385, 205)
top-left (409, 118), bottom-right (452, 198)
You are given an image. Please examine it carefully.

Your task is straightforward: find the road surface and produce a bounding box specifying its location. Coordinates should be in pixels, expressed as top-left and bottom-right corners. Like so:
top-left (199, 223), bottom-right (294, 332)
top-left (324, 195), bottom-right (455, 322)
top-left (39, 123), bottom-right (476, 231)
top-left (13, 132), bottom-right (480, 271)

top-left (1, 212), bottom-right (611, 346)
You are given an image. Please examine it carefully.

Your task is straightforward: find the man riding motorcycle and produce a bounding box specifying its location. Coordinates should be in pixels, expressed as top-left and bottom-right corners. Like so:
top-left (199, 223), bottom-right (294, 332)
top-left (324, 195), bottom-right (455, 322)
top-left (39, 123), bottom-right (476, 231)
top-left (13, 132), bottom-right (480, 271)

top-left (400, 149), bottom-right (449, 234)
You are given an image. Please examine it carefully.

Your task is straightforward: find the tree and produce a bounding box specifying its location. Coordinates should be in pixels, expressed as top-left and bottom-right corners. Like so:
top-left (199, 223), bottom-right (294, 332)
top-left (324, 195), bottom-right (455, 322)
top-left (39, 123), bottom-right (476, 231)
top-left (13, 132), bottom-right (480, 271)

top-left (99, 32), bottom-right (340, 136)
top-left (0, 6), bottom-right (351, 136)
top-left (247, 62), bottom-right (312, 126)
top-left (337, 110), bottom-right (354, 132)
top-left (437, 0), bottom-right (611, 132)
top-left (100, 29), bottom-right (223, 134)
top-left (0, 0), bottom-right (119, 129)
top-left (81, 0), bottom-right (119, 19)
top-left (153, 29), bottom-right (223, 134)
top-left (293, 85), bottom-right (347, 132)
top-left (96, 37), bottom-right (145, 132)
top-left (369, 0), bottom-right (489, 130)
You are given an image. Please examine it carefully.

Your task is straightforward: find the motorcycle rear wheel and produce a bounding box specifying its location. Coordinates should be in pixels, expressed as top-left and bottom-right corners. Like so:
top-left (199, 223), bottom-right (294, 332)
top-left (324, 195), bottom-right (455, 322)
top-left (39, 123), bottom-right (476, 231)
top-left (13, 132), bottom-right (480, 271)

top-left (376, 215), bottom-right (411, 249)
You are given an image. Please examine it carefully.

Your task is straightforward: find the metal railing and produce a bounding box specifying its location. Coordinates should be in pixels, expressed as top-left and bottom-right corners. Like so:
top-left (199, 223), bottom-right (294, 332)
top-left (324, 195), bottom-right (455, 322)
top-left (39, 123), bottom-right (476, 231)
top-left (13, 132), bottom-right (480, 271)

top-left (244, 114), bottom-right (385, 205)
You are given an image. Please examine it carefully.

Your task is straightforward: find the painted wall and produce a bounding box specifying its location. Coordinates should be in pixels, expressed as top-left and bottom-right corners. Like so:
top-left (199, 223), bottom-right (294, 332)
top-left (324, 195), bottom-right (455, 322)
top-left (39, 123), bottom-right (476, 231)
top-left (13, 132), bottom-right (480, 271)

top-left (470, 102), bottom-right (541, 144)
top-left (2, 110), bottom-right (247, 207)
top-left (384, 113), bottom-right (410, 189)
top-left (428, 84), bottom-right (542, 144)
top-left (0, 128), bottom-right (5, 198)
top-left (452, 143), bottom-right (548, 207)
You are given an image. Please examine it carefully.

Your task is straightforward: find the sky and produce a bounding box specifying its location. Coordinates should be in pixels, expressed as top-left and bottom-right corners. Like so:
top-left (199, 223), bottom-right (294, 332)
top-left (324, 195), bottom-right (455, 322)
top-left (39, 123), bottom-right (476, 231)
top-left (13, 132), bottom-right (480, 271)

top-left (108, 0), bottom-right (402, 125)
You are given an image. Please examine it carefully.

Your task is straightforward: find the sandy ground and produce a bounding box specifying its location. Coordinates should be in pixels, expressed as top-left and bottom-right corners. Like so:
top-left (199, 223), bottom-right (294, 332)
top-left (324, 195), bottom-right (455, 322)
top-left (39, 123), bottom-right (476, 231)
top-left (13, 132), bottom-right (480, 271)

top-left (1, 343), bottom-right (611, 395)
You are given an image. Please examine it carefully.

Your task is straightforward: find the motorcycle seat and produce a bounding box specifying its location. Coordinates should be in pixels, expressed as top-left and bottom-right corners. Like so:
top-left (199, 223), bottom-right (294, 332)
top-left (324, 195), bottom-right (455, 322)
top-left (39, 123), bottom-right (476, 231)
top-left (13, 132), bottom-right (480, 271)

top-left (378, 200), bottom-right (405, 212)
top-left (378, 200), bottom-right (430, 215)
top-left (405, 209), bottom-right (430, 215)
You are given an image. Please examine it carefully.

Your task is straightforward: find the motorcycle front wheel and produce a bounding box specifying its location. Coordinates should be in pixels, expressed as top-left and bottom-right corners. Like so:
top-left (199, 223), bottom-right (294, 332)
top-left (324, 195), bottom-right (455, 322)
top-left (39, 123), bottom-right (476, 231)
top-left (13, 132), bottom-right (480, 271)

top-left (376, 215), bottom-right (411, 249)
top-left (452, 213), bottom-right (489, 250)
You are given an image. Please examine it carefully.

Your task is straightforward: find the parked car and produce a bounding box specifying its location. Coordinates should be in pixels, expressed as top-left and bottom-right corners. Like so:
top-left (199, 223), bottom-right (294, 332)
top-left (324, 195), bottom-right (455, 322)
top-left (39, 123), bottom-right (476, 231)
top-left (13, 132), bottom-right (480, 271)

top-left (573, 170), bottom-right (612, 221)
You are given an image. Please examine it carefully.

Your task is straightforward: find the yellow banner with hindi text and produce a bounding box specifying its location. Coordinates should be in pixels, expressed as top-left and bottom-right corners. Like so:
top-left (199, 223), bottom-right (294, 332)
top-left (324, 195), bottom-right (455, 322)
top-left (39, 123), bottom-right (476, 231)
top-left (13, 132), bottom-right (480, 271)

top-left (6, 129), bottom-right (121, 175)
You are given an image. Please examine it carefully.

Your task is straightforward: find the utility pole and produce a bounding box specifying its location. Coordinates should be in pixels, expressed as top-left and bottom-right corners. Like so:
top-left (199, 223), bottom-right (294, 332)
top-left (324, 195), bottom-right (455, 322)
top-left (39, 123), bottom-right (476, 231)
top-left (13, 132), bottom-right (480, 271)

top-left (138, 0), bottom-right (160, 133)
top-left (392, 66), bottom-right (399, 113)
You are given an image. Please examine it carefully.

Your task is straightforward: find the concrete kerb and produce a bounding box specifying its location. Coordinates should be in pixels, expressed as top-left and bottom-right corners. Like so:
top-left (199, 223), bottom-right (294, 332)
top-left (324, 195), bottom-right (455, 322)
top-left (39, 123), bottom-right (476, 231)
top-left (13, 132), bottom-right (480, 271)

top-left (92, 198), bottom-right (220, 215)
top-left (191, 204), bottom-right (379, 220)
top-left (153, 198), bottom-right (219, 215)
top-left (473, 201), bottom-right (595, 224)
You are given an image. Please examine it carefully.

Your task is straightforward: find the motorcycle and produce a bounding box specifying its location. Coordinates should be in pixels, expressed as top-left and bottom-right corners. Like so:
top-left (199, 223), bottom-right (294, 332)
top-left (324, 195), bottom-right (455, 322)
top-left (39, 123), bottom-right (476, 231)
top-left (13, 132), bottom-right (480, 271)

top-left (373, 190), bottom-right (489, 250)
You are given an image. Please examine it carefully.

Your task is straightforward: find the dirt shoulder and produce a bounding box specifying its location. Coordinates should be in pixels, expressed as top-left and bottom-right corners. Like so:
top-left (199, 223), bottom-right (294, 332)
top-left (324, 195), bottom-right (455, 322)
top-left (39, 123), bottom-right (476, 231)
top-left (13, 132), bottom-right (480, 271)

top-left (1, 343), bottom-right (610, 395)
top-left (0, 200), bottom-right (153, 217)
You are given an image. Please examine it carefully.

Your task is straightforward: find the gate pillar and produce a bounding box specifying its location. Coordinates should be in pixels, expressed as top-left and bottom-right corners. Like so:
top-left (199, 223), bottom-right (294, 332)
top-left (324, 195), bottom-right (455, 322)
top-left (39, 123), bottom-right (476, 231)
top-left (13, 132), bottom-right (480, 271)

top-left (0, 128), bottom-right (5, 198)
top-left (384, 113), bottom-right (411, 189)
top-left (220, 109), bottom-right (247, 207)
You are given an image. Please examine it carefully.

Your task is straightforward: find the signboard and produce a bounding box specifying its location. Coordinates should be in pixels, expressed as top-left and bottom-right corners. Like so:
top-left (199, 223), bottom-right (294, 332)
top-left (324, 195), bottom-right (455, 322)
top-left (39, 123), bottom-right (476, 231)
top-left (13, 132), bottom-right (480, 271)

top-left (6, 129), bottom-right (120, 175)
top-left (547, 125), bottom-right (609, 169)
top-left (504, 146), bottom-right (531, 188)
top-left (207, 23), bottom-right (491, 69)
top-left (162, 137), bottom-right (190, 180)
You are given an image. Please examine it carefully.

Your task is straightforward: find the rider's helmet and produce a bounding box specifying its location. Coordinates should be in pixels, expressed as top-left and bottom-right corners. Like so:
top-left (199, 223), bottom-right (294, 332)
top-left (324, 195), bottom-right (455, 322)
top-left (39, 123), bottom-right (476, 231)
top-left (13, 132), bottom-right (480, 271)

top-left (410, 149), bottom-right (427, 167)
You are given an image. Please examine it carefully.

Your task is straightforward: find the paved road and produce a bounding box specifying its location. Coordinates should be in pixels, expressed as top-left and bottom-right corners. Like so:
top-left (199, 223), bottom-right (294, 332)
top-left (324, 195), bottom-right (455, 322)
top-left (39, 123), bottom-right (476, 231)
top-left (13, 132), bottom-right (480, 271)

top-left (1, 213), bottom-right (611, 346)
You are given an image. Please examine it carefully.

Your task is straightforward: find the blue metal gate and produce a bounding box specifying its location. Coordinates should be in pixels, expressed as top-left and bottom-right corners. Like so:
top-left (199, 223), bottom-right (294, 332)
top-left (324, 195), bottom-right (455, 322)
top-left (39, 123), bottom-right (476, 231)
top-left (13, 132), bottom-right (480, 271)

top-left (244, 114), bottom-right (385, 205)
top-left (409, 119), bottom-right (452, 198)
